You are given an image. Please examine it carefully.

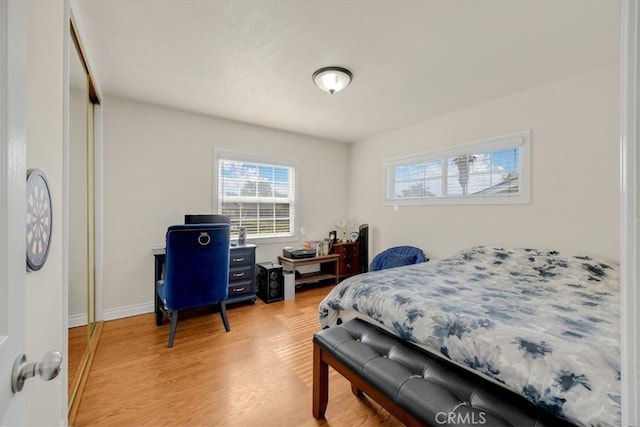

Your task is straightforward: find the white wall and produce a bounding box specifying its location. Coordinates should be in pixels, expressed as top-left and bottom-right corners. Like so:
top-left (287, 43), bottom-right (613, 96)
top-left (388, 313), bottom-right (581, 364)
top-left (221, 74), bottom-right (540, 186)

top-left (68, 86), bottom-right (88, 318)
top-left (102, 97), bottom-right (349, 316)
top-left (348, 65), bottom-right (620, 261)
top-left (25, 1), bottom-right (65, 424)
top-left (102, 65), bottom-right (620, 317)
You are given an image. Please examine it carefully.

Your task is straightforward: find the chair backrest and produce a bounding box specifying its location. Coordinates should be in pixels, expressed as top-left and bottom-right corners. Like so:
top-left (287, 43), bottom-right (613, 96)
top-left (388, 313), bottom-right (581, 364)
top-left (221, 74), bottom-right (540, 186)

top-left (163, 224), bottom-right (230, 310)
top-left (370, 245), bottom-right (428, 271)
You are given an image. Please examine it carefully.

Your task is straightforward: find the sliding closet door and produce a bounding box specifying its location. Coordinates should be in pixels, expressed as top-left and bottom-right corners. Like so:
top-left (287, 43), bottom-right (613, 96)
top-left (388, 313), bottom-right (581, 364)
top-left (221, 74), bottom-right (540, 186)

top-left (67, 16), bottom-right (100, 420)
top-left (67, 24), bottom-right (90, 402)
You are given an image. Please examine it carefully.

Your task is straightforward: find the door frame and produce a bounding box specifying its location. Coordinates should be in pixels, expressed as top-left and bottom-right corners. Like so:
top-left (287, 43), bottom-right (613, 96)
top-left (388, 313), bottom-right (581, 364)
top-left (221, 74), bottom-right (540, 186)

top-left (620, 2), bottom-right (640, 426)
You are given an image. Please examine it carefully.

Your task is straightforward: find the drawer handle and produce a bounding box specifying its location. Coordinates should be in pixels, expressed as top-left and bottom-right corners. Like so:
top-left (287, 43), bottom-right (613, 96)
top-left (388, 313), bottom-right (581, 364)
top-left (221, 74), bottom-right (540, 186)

top-left (232, 257), bottom-right (245, 262)
top-left (232, 272), bottom-right (245, 278)
top-left (232, 287), bottom-right (245, 293)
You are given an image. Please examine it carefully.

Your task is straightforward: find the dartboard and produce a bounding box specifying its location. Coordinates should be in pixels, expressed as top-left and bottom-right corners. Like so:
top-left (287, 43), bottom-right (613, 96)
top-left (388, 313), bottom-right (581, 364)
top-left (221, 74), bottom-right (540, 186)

top-left (26, 169), bottom-right (52, 271)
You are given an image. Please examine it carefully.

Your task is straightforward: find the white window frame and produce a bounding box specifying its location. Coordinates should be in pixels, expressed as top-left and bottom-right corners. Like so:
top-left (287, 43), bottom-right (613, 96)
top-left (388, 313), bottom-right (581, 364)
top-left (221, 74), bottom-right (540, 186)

top-left (383, 130), bottom-right (531, 206)
top-left (213, 149), bottom-right (298, 244)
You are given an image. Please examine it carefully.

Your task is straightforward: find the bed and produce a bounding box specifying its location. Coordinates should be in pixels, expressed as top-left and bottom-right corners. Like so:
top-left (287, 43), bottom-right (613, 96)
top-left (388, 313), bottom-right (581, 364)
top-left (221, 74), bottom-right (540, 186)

top-left (318, 246), bottom-right (620, 427)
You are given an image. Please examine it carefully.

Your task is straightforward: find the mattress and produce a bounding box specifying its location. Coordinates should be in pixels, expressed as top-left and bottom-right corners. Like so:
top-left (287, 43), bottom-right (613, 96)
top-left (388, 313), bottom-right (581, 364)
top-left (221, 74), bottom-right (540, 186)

top-left (318, 246), bottom-right (620, 426)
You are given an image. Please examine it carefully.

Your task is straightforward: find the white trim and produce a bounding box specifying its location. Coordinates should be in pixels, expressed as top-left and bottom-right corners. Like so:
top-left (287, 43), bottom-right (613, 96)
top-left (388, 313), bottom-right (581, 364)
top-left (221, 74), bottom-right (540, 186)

top-left (0, 0), bottom-right (7, 342)
top-left (67, 313), bottom-right (87, 329)
top-left (102, 302), bottom-right (154, 322)
top-left (213, 148), bottom-right (299, 244)
top-left (74, 297), bottom-right (155, 326)
top-left (214, 148), bottom-right (298, 168)
top-left (620, 2), bottom-right (640, 426)
top-left (0, 0), bottom-right (27, 423)
top-left (383, 130), bottom-right (530, 166)
top-left (61, 0), bottom-right (70, 422)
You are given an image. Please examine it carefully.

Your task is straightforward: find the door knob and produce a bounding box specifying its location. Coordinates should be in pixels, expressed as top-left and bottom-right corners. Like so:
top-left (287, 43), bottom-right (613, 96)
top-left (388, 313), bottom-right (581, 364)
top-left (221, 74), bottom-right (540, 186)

top-left (11, 350), bottom-right (62, 393)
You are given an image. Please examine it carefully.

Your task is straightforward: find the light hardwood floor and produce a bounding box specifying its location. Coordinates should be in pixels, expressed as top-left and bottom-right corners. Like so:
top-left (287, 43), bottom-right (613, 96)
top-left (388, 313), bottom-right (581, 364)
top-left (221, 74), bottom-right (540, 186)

top-left (73, 284), bottom-right (403, 426)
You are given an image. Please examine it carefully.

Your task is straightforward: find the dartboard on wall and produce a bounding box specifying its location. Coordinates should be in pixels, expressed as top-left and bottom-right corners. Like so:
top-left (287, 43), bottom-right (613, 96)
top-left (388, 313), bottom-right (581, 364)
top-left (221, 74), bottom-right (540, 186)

top-left (26, 169), bottom-right (53, 271)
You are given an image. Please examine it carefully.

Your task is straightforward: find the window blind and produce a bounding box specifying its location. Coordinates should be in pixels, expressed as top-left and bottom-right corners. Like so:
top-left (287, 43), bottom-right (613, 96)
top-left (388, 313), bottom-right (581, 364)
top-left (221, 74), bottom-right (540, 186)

top-left (214, 150), bottom-right (297, 241)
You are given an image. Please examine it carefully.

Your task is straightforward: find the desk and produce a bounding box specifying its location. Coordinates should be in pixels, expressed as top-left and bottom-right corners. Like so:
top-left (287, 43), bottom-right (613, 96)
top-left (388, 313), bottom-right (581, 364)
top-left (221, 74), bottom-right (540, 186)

top-left (277, 254), bottom-right (340, 288)
top-left (153, 244), bottom-right (257, 314)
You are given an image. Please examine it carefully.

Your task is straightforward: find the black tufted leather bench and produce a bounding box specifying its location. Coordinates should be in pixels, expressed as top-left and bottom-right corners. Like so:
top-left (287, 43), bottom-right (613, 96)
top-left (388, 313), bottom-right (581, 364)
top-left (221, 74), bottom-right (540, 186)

top-left (312, 318), bottom-right (575, 427)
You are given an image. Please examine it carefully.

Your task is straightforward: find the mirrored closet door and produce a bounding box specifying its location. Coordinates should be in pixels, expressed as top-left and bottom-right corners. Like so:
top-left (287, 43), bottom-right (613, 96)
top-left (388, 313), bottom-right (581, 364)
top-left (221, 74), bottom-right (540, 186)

top-left (68, 16), bottom-right (101, 423)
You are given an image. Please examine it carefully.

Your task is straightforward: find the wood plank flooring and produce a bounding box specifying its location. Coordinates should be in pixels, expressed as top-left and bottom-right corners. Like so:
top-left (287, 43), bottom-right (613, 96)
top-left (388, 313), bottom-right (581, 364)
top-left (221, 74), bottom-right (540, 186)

top-left (73, 284), bottom-right (403, 426)
top-left (68, 325), bottom-right (88, 397)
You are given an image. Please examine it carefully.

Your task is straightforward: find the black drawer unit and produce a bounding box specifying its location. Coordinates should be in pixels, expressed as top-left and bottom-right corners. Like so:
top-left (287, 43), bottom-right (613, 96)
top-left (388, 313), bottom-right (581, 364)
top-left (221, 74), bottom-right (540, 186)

top-left (227, 244), bottom-right (256, 304)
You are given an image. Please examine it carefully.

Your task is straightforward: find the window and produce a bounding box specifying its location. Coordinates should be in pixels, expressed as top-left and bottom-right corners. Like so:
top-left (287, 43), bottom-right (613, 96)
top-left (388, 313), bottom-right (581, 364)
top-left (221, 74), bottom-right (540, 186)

top-left (214, 150), bottom-right (297, 242)
top-left (383, 130), bottom-right (530, 205)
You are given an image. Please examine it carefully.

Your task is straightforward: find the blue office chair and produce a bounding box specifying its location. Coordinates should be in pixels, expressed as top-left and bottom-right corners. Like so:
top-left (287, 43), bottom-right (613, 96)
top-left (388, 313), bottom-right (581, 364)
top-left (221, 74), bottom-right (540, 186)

top-left (370, 245), bottom-right (428, 271)
top-left (156, 224), bottom-right (231, 348)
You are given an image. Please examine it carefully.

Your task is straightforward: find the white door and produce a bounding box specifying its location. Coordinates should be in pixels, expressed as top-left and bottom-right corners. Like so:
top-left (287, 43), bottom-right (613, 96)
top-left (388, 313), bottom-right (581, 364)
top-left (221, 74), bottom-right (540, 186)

top-left (0, 0), bottom-right (28, 425)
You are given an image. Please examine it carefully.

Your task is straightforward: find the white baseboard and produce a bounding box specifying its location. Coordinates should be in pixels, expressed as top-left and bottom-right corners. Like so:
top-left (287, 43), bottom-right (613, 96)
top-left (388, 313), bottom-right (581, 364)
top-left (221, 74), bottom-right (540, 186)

top-left (102, 301), bottom-right (154, 321)
top-left (68, 302), bottom-right (154, 326)
top-left (68, 313), bottom-right (88, 328)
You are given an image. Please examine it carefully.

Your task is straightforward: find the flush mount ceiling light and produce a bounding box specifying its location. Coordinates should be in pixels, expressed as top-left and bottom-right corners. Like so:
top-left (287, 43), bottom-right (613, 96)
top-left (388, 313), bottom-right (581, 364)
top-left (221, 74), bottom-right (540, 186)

top-left (312, 66), bottom-right (353, 94)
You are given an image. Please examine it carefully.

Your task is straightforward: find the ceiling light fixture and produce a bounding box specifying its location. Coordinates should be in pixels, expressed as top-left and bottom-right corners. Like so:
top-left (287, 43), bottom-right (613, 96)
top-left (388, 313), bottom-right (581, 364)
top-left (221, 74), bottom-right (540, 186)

top-left (312, 66), bottom-right (353, 94)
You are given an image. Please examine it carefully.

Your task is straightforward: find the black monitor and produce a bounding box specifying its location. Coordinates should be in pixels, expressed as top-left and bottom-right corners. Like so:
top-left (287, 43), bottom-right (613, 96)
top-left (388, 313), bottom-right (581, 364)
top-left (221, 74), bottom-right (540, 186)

top-left (359, 223), bottom-right (369, 273)
top-left (184, 214), bottom-right (230, 224)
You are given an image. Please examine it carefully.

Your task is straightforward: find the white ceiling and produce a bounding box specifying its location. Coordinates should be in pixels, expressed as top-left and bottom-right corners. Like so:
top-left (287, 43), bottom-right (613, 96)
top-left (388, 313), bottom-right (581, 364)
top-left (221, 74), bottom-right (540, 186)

top-left (75, 0), bottom-right (620, 143)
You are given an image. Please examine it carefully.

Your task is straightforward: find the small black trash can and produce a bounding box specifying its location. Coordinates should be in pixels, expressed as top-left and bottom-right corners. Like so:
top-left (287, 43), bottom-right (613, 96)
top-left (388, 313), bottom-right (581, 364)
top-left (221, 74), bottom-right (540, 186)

top-left (256, 262), bottom-right (284, 303)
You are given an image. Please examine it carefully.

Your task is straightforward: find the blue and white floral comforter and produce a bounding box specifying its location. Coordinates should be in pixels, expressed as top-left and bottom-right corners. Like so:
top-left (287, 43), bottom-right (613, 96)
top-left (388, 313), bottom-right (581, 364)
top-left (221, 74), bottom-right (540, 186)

top-left (318, 246), bottom-right (620, 426)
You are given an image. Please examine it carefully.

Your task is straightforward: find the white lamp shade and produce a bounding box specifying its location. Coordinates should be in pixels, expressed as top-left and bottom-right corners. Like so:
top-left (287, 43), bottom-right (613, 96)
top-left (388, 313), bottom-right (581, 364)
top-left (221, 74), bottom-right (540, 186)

top-left (313, 67), bottom-right (352, 94)
top-left (336, 215), bottom-right (355, 228)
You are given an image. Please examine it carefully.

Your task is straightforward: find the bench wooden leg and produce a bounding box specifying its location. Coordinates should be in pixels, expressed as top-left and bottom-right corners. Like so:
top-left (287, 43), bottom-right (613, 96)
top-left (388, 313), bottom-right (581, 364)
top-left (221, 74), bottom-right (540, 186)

top-left (351, 383), bottom-right (364, 397)
top-left (312, 342), bottom-right (328, 419)
top-left (311, 337), bottom-right (423, 427)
